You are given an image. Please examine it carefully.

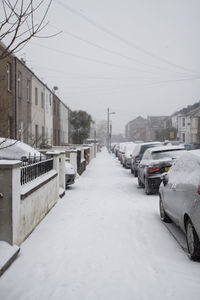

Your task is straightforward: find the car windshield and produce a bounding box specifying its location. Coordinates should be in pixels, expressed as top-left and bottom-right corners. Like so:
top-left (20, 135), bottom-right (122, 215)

top-left (141, 143), bottom-right (161, 154)
top-left (151, 149), bottom-right (185, 160)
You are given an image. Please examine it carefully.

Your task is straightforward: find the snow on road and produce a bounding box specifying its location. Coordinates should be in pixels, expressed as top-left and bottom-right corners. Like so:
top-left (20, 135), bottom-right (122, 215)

top-left (0, 148), bottom-right (200, 300)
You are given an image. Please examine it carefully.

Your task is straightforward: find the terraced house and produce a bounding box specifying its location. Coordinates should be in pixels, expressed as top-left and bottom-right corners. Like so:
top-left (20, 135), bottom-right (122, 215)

top-left (0, 43), bottom-right (70, 147)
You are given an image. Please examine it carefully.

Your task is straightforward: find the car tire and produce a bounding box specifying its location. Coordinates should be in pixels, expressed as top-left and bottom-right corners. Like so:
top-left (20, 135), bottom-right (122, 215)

top-left (144, 177), bottom-right (151, 195)
top-left (186, 219), bottom-right (200, 261)
top-left (159, 195), bottom-right (171, 223)
top-left (138, 176), bottom-right (144, 187)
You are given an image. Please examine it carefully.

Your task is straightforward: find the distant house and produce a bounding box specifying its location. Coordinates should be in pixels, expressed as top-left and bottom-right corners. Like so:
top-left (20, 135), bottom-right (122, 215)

top-left (125, 116), bottom-right (148, 142)
top-left (146, 116), bottom-right (168, 141)
top-left (171, 102), bottom-right (200, 143)
top-left (189, 108), bottom-right (200, 144)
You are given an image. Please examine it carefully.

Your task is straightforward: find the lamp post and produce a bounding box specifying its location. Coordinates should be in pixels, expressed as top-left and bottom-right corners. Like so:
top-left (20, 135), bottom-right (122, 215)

top-left (107, 108), bottom-right (115, 153)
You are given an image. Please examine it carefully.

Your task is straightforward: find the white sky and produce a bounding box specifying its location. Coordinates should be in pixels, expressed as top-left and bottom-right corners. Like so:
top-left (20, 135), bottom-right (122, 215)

top-left (16, 0), bottom-right (200, 134)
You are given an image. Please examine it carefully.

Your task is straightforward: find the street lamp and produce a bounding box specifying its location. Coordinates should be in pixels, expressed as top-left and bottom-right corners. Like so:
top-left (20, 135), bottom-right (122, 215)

top-left (107, 108), bottom-right (116, 152)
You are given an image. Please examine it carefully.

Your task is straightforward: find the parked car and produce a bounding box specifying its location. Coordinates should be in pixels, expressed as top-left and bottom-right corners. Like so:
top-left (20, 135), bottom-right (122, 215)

top-left (130, 142), bottom-right (162, 177)
top-left (122, 142), bottom-right (136, 168)
top-left (65, 160), bottom-right (76, 188)
top-left (121, 142), bottom-right (134, 167)
top-left (138, 145), bottom-right (186, 194)
top-left (0, 137), bottom-right (45, 162)
top-left (118, 143), bottom-right (127, 163)
top-left (114, 143), bottom-right (120, 157)
top-left (159, 150), bottom-right (200, 260)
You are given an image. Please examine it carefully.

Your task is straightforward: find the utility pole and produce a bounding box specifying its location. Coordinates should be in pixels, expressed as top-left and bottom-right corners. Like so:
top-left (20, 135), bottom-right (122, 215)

top-left (107, 108), bottom-right (110, 152)
top-left (107, 108), bottom-right (115, 153)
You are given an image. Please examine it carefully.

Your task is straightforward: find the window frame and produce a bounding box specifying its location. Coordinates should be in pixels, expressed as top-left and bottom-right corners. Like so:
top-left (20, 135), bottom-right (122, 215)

top-left (17, 71), bottom-right (22, 99)
top-left (7, 62), bottom-right (12, 91)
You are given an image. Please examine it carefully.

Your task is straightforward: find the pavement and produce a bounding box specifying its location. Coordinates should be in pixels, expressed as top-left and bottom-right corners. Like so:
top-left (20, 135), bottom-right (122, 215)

top-left (0, 242), bottom-right (20, 276)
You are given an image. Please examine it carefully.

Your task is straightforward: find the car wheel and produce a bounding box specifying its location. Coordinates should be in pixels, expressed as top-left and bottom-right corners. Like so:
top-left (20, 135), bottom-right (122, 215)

top-left (145, 177), bottom-right (151, 195)
top-left (186, 220), bottom-right (200, 261)
top-left (138, 176), bottom-right (144, 187)
top-left (159, 195), bottom-right (171, 223)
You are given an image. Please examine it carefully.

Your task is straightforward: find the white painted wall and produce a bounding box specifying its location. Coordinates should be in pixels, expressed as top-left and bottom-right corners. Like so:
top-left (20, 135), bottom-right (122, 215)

top-left (16, 171), bottom-right (58, 245)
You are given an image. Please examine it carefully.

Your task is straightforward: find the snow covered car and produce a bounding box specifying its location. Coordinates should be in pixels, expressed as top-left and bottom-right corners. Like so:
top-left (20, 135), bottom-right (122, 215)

top-left (65, 161), bottom-right (76, 188)
top-left (159, 150), bottom-right (200, 260)
top-left (138, 145), bottom-right (186, 194)
top-left (0, 137), bottom-right (45, 162)
top-left (118, 142), bottom-right (127, 163)
top-left (122, 142), bottom-right (136, 168)
top-left (130, 142), bottom-right (162, 177)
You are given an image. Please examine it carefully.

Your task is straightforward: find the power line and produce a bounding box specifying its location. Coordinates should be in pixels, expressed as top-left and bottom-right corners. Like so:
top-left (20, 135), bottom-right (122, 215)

top-left (48, 24), bottom-right (192, 77)
top-left (54, 0), bottom-right (200, 75)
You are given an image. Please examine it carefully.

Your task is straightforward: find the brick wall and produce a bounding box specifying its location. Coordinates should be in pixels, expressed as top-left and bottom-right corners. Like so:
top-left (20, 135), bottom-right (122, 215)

top-left (0, 45), bottom-right (15, 139)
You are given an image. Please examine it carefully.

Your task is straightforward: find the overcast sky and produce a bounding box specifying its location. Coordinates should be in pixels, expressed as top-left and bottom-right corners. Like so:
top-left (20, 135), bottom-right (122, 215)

top-left (17, 0), bottom-right (200, 134)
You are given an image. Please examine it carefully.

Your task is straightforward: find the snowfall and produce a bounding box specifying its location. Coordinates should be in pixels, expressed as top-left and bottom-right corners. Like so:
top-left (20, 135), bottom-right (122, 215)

top-left (0, 148), bottom-right (200, 300)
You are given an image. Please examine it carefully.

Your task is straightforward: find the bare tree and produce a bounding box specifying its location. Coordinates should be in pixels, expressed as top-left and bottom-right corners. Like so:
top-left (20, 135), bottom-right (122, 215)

top-left (0, 0), bottom-right (60, 59)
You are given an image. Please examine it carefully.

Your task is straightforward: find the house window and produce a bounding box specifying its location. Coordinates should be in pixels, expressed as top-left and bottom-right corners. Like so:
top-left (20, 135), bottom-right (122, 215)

top-left (41, 92), bottom-right (44, 108)
top-left (28, 123), bottom-right (32, 144)
top-left (182, 118), bottom-right (185, 127)
top-left (17, 71), bottom-right (22, 98)
top-left (35, 124), bottom-right (38, 147)
top-left (7, 63), bottom-right (11, 91)
top-left (182, 133), bottom-right (185, 142)
top-left (27, 80), bottom-right (31, 102)
top-left (19, 121), bottom-right (24, 141)
top-left (35, 87), bottom-right (38, 105)
top-left (49, 94), bottom-right (51, 106)
top-left (42, 126), bottom-right (45, 143)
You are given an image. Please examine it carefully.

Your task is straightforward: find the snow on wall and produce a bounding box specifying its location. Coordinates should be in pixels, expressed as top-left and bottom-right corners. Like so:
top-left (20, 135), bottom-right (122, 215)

top-left (16, 171), bottom-right (59, 245)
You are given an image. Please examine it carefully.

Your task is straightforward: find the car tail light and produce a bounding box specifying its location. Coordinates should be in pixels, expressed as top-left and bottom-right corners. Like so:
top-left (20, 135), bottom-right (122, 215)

top-left (197, 185), bottom-right (200, 195)
top-left (148, 166), bottom-right (161, 173)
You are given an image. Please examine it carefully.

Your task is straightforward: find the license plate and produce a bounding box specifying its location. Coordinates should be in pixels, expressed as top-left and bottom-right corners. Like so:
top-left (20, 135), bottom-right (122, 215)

top-left (165, 167), bottom-right (170, 172)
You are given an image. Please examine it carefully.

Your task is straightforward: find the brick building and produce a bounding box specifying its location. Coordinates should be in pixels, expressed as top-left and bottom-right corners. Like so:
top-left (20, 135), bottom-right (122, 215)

top-left (0, 42), bottom-right (15, 139)
top-left (15, 57), bottom-right (32, 144)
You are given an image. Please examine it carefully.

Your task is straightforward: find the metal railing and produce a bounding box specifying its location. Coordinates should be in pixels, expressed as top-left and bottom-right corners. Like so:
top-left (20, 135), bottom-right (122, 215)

top-left (21, 158), bottom-right (53, 185)
top-left (21, 153), bottom-right (45, 166)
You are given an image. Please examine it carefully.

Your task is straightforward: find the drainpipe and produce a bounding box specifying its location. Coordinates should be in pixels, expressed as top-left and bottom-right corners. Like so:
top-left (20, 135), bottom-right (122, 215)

top-left (14, 57), bottom-right (17, 139)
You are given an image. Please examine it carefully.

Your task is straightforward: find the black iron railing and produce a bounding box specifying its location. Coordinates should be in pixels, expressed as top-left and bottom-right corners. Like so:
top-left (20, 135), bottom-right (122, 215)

top-left (21, 158), bottom-right (53, 185)
top-left (21, 154), bottom-right (45, 166)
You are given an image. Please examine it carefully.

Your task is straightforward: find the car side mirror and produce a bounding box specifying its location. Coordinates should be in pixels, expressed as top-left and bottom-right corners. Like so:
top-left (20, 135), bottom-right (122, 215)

top-left (161, 173), bottom-right (169, 186)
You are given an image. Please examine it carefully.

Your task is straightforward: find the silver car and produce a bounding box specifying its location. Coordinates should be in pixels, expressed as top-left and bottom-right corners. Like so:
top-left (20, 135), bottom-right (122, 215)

top-left (159, 150), bottom-right (200, 260)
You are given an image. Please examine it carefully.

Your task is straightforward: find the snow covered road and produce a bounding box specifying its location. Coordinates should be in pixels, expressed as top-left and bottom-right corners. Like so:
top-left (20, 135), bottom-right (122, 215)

top-left (0, 149), bottom-right (200, 300)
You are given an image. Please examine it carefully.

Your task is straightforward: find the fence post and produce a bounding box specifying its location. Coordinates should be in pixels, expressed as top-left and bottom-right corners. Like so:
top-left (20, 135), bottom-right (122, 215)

top-left (46, 151), bottom-right (60, 196)
top-left (69, 150), bottom-right (78, 173)
top-left (0, 160), bottom-right (22, 245)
